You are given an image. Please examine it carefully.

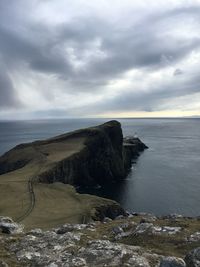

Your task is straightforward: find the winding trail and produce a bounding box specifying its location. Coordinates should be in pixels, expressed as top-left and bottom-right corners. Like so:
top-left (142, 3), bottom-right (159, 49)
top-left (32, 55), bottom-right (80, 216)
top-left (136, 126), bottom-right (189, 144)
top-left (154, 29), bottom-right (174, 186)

top-left (16, 175), bottom-right (36, 223)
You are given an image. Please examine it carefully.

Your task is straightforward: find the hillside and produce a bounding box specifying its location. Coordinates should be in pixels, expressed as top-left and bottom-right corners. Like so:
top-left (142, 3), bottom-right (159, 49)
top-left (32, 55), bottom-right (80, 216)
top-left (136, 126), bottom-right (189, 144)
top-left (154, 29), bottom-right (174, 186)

top-left (0, 121), bottom-right (147, 229)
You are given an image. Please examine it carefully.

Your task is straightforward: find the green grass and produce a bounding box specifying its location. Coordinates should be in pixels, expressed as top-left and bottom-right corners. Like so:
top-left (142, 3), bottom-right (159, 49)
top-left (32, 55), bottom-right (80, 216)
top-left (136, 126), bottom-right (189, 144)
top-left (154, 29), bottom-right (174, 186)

top-left (73, 216), bottom-right (200, 258)
top-left (0, 134), bottom-right (118, 230)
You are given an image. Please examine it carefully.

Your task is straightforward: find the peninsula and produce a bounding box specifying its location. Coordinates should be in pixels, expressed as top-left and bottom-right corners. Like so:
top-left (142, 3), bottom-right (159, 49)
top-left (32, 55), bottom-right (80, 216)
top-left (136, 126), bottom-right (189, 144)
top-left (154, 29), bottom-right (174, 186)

top-left (0, 120), bottom-right (147, 229)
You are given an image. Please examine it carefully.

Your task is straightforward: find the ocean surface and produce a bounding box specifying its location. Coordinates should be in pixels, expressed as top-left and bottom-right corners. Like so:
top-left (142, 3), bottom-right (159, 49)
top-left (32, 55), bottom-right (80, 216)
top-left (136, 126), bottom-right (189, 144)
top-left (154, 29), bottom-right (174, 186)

top-left (0, 118), bottom-right (200, 216)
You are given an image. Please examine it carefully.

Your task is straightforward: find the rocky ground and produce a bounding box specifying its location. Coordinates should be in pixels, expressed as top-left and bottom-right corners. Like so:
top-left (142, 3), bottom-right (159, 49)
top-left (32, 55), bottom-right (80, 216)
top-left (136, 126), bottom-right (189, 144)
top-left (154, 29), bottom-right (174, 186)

top-left (1, 213), bottom-right (200, 267)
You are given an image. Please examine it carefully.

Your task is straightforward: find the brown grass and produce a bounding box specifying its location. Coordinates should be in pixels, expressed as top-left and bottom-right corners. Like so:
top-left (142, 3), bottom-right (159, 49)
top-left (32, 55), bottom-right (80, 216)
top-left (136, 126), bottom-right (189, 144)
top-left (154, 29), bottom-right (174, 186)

top-left (0, 135), bottom-right (116, 229)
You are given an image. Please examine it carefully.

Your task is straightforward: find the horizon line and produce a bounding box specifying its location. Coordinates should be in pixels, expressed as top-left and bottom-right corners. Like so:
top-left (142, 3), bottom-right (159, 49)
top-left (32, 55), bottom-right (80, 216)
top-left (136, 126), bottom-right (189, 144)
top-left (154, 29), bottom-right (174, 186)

top-left (0, 116), bottom-right (200, 122)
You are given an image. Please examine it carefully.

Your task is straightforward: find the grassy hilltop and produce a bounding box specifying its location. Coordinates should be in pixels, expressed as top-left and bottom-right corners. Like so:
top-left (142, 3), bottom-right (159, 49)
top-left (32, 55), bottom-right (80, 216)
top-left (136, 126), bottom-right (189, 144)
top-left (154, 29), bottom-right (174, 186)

top-left (0, 121), bottom-right (138, 229)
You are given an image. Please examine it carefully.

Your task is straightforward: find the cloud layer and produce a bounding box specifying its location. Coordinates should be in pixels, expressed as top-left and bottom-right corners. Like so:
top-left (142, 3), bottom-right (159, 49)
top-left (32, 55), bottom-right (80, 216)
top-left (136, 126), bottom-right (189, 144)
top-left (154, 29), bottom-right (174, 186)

top-left (0, 0), bottom-right (200, 118)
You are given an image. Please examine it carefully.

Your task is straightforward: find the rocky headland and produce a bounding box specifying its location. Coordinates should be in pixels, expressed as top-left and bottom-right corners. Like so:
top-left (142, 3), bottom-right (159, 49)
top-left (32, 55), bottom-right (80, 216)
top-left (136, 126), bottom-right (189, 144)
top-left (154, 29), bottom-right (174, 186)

top-left (0, 121), bottom-right (147, 229)
top-left (0, 120), bottom-right (146, 186)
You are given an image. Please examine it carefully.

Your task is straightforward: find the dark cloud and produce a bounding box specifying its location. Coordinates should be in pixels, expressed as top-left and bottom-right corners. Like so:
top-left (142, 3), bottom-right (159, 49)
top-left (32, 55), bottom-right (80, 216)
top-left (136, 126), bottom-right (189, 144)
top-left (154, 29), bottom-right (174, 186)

top-left (1, 4), bottom-right (200, 84)
top-left (0, 1), bottom-right (200, 117)
top-left (0, 71), bottom-right (20, 109)
top-left (0, 25), bottom-right (72, 76)
top-left (71, 72), bottom-right (200, 115)
top-left (174, 69), bottom-right (183, 76)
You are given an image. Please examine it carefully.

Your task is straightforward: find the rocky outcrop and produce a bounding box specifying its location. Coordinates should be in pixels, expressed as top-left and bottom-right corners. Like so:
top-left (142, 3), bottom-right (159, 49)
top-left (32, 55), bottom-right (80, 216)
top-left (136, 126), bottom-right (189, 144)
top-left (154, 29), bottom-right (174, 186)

top-left (0, 216), bottom-right (23, 234)
top-left (1, 215), bottom-right (200, 267)
top-left (0, 120), bottom-right (147, 187)
top-left (185, 248), bottom-right (200, 267)
top-left (39, 120), bottom-right (125, 186)
top-left (92, 202), bottom-right (126, 221)
top-left (123, 136), bottom-right (148, 171)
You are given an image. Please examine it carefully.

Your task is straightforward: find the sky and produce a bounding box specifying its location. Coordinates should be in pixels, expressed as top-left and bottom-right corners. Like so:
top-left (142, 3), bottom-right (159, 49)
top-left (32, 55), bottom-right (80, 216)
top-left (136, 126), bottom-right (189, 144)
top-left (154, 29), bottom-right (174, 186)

top-left (0, 0), bottom-right (200, 119)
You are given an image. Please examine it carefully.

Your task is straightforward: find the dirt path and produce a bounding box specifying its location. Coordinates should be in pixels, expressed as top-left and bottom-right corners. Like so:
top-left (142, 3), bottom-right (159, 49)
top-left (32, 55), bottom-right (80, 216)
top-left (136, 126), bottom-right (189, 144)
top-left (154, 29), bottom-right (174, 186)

top-left (16, 175), bottom-right (36, 223)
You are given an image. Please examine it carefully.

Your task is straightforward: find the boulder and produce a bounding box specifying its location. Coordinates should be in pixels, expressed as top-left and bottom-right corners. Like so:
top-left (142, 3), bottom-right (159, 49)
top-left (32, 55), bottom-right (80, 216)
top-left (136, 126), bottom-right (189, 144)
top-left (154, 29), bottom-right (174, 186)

top-left (185, 247), bottom-right (200, 267)
top-left (134, 223), bottom-right (153, 235)
top-left (0, 260), bottom-right (8, 267)
top-left (112, 226), bottom-right (124, 235)
top-left (187, 232), bottom-right (200, 242)
top-left (159, 256), bottom-right (186, 267)
top-left (0, 216), bottom-right (23, 234)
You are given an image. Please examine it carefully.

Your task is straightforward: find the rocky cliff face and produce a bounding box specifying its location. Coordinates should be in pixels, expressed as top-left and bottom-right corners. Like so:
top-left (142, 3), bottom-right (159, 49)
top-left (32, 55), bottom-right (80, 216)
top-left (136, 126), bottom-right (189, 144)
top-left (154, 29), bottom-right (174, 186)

top-left (0, 120), bottom-right (147, 187)
top-left (123, 136), bottom-right (148, 172)
top-left (39, 120), bottom-right (125, 186)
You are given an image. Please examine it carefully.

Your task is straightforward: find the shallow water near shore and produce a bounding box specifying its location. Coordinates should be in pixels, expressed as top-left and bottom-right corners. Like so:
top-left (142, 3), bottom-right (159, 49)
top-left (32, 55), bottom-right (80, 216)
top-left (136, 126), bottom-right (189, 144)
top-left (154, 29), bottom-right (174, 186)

top-left (0, 118), bottom-right (200, 216)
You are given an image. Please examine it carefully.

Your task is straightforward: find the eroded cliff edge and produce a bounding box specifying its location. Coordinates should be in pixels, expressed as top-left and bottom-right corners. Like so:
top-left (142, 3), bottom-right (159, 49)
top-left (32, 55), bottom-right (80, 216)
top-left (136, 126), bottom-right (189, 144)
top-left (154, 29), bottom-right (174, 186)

top-left (0, 120), bottom-right (147, 187)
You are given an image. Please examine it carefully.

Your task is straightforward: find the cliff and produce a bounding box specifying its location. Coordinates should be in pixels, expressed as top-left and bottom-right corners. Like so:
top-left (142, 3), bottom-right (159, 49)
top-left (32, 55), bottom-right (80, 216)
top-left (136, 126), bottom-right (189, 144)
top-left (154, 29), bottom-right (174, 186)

top-left (0, 120), bottom-right (147, 187)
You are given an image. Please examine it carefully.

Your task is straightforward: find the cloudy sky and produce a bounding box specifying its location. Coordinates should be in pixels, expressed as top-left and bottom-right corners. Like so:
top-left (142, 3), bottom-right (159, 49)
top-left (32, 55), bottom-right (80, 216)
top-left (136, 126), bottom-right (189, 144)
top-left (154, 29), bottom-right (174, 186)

top-left (0, 0), bottom-right (200, 119)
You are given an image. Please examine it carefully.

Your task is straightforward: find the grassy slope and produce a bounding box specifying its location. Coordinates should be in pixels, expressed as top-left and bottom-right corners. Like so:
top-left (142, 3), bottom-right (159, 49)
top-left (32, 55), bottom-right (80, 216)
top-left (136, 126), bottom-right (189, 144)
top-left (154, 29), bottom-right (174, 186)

top-left (78, 215), bottom-right (200, 258)
top-left (22, 183), bottom-right (117, 230)
top-left (0, 134), bottom-right (118, 230)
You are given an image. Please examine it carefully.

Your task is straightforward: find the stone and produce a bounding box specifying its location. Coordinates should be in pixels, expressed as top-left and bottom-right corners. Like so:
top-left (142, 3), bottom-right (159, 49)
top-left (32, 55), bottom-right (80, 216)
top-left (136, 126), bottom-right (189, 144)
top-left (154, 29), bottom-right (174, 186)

top-left (103, 217), bottom-right (113, 223)
top-left (140, 215), bottom-right (157, 223)
top-left (152, 226), bottom-right (181, 235)
top-left (159, 256), bottom-right (186, 267)
top-left (0, 216), bottom-right (23, 234)
top-left (120, 222), bottom-right (135, 230)
top-left (162, 214), bottom-right (183, 221)
top-left (0, 216), bottom-right (13, 223)
top-left (125, 255), bottom-right (150, 267)
top-left (112, 226), bottom-right (124, 234)
top-left (188, 232), bottom-right (200, 242)
top-left (115, 231), bottom-right (133, 241)
top-left (27, 228), bottom-right (43, 237)
top-left (79, 240), bottom-right (144, 266)
top-left (115, 215), bottom-right (125, 220)
top-left (134, 223), bottom-right (153, 235)
top-left (185, 247), bottom-right (200, 267)
top-left (48, 263), bottom-right (59, 267)
top-left (0, 260), bottom-right (8, 267)
top-left (56, 224), bottom-right (87, 234)
top-left (162, 227), bottom-right (182, 234)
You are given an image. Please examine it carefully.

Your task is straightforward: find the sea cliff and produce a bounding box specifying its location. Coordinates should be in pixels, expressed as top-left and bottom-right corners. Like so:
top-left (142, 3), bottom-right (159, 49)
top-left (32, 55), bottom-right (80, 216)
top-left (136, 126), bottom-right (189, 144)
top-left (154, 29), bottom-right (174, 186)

top-left (0, 121), bottom-right (147, 229)
top-left (0, 120), bottom-right (147, 186)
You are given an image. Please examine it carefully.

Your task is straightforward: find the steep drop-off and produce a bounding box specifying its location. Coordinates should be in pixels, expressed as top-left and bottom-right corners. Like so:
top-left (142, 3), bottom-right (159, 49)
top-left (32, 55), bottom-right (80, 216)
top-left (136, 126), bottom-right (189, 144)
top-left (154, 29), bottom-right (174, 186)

top-left (0, 120), bottom-right (147, 187)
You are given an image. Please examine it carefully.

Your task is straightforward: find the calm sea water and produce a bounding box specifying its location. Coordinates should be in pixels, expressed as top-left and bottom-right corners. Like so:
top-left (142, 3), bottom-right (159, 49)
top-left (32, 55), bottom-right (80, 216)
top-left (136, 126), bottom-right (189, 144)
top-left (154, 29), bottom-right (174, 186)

top-left (0, 118), bottom-right (200, 216)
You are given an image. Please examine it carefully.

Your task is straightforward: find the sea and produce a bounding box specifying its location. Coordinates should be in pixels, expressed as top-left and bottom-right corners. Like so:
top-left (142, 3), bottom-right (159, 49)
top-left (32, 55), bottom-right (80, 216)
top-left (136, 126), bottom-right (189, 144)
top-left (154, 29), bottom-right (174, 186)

top-left (0, 118), bottom-right (200, 216)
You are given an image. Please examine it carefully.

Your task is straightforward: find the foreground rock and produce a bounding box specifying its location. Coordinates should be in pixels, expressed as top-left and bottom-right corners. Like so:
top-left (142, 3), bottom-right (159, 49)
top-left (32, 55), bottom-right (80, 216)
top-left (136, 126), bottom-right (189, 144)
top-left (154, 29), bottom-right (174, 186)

top-left (0, 216), bottom-right (23, 234)
top-left (185, 248), bottom-right (200, 267)
top-left (159, 257), bottom-right (186, 267)
top-left (1, 215), bottom-right (200, 266)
